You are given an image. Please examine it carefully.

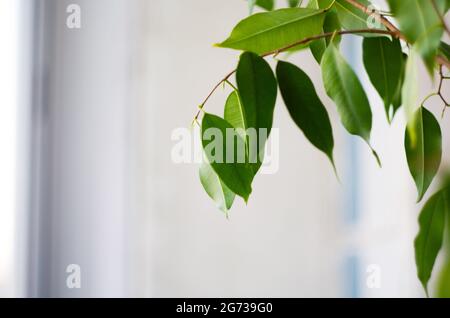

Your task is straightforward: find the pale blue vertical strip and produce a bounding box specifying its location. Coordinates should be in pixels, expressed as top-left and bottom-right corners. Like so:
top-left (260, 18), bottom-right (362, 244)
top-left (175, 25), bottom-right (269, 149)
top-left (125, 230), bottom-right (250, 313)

top-left (345, 255), bottom-right (360, 298)
top-left (342, 36), bottom-right (362, 298)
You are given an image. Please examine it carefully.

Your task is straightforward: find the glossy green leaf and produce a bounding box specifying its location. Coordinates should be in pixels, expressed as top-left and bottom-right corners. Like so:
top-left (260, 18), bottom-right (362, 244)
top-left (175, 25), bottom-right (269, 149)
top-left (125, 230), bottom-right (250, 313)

top-left (403, 47), bottom-right (420, 141)
top-left (321, 44), bottom-right (379, 164)
top-left (437, 259), bottom-right (450, 298)
top-left (276, 61), bottom-right (335, 165)
top-left (199, 163), bottom-right (235, 214)
top-left (391, 53), bottom-right (407, 116)
top-left (405, 107), bottom-right (442, 202)
top-left (236, 52), bottom-right (278, 174)
top-left (388, 0), bottom-right (445, 73)
top-left (334, 0), bottom-right (386, 35)
top-left (414, 187), bottom-right (448, 295)
top-left (307, 0), bottom-right (333, 8)
top-left (362, 37), bottom-right (403, 123)
top-left (201, 113), bottom-right (253, 201)
top-left (248, 0), bottom-right (275, 14)
top-left (224, 91), bottom-right (247, 136)
top-left (439, 41), bottom-right (450, 61)
top-left (256, 0), bottom-right (275, 11)
top-left (216, 8), bottom-right (327, 54)
top-left (288, 0), bottom-right (301, 7)
top-left (308, 0), bottom-right (341, 63)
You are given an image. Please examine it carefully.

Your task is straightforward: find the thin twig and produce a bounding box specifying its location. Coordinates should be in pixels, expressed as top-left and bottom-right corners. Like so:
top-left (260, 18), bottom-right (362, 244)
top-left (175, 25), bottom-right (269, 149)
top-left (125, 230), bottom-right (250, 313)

top-left (195, 28), bottom-right (394, 120)
top-left (343, 0), bottom-right (450, 69)
top-left (194, 69), bottom-right (236, 121)
top-left (431, 0), bottom-right (450, 37)
top-left (437, 65), bottom-right (450, 117)
top-left (262, 29), bottom-right (393, 56)
top-left (196, 0), bottom-right (450, 120)
top-left (343, 0), bottom-right (404, 39)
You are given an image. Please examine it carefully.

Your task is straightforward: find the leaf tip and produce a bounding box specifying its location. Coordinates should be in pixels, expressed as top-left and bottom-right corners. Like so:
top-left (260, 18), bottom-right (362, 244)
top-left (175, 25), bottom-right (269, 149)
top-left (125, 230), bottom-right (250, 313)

top-left (416, 192), bottom-right (425, 204)
top-left (327, 154), bottom-right (340, 183)
top-left (368, 144), bottom-right (382, 168)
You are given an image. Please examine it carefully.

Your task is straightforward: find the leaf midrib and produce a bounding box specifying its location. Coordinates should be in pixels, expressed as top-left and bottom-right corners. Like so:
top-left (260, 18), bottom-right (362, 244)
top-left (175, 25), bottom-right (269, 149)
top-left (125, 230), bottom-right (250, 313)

top-left (331, 48), bottom-right (366, 138)
top-left (335, 1), bottom-right (366, 24)
top-left (224, 9), bottom-right (325, 46)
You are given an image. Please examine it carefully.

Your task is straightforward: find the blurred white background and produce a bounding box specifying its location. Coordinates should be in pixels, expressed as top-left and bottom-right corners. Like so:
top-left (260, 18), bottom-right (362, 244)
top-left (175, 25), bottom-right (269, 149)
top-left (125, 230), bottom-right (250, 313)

top-left (0, 0), bottom-right (449, 297)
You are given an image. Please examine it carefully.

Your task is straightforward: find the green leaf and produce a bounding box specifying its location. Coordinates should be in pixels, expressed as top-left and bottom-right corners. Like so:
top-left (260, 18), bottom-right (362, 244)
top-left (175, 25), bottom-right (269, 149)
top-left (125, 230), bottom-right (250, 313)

top-left (414, 187), bottom-right (448, 295)
top-left (437, 259), bottom-right (450, 298)
top-left (362, 37), bottom-right (403, 123)
top-left (199, 163), bottom-right (235, 214)
top-left (288, 0), bottom-right (301, 7)
top-left (334, 0), bottom-right (386, 35)
top-left (201, 113), bottom-right (253, 202)
top-left (216, 8), bottom-right (327, 54)
top-left (236, 52), bottom-right (278, 174)
top-left (307, 0), bottom-right (333, 8)
top-left (391, 53), bottom-right (407, 115)
top-left (439, 41), bottom-right (450, 61)
top-left (248, 0), bottom-right (275, 14)
top-left (308, 0), bottom-right (341, 63)
top-left (388, 0), bottom-right (445, 73)
top-left (224, 91), bottom-right (247, 136)
top-left (405, 107), bottom-right (442, 202)
top-left (256, 0), bottom-right (275, 11)
top-left (276, 61), bottom-right (335, 166)
top-left (321, 44), bottom-right (379, 164)
top-left (403, 47), bottom-right (420, 141)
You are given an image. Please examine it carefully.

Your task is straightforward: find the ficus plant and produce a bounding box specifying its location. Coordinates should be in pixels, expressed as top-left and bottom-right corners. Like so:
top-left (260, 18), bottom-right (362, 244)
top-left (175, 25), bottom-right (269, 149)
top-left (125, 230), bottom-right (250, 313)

top-left (194, 0), bottom-right (450, 296)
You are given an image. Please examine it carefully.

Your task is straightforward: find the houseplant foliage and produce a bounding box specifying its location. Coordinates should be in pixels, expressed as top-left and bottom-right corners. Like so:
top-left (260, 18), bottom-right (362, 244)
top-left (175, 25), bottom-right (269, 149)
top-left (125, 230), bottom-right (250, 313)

top-left (194, 0), bottom-right (450, 295)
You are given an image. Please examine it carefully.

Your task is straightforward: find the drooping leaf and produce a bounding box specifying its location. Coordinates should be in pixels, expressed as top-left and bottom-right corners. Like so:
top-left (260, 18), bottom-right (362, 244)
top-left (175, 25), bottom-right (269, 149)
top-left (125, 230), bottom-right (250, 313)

top-left (276, 61), bottom-right (335, 166)
top-left (201, 113), bottom-right (253, 201)
top-left (439, 41), bottom-right (450, 61)
top-left (388, 0), bottom-right (445, 73)
top-left (216, 8), bottom-right (327, 54)
top-left (288, 0), bottom-right (301, 7)
top-left (236, 52), bottom-right (278, 175)
top-left (256, 0), bottom-right (275, 11)
top-left (247, 0), bottom-right (275, 14)
top-left (308, 0), bottom-right (341, 63)
top-left (405, 107), bottom-right (442, 202)
top-left (362, 37), bottom-right (403, 123)
top-left (334, 0), bottom-right (386, 35)
top-left (414, 187), bottom-right (448, 295)
top-left (437, 259), bottom-right (450, 298)
top-left (321, 44), bottom-right (379, 164)
top-left (403, 47), bottom-right (420, 141)
top-left (323, 10), bottom-right (341, 39)
top-left (224, 91), bottom-right (247, 138)
top-left (307, 0), bottom-right (333, 8)
top-left (392, 53), bottom-right (408, 116)
top-left (199, 162), bottom-right (235, 214)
